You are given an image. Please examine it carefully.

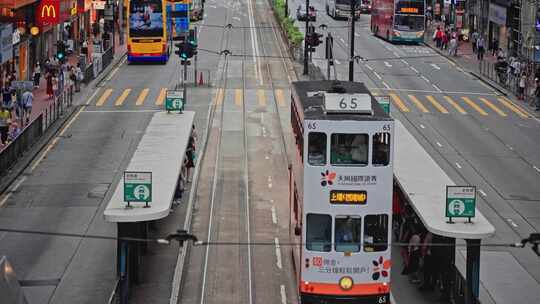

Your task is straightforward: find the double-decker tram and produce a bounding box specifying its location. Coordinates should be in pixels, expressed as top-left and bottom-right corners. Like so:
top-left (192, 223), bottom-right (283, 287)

top-left (289, 81), bottom-right (394, 304)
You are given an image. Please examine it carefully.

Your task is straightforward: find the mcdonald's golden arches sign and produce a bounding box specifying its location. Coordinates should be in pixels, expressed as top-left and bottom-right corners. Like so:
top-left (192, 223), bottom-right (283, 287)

top-left (36, 0), bottom-right (60, 27)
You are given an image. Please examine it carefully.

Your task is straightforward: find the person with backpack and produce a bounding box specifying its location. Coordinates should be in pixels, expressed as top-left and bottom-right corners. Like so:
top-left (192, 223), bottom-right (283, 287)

top-left (21, 89), bottom-right (33, 124)
top-left (477, 36), bottom-right (485, 60)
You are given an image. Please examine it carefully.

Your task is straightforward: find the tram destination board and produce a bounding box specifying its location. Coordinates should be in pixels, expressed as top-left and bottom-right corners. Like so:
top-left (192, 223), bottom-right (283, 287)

top-left (329, 190), bottom-right (367, 205)
top-left (324, 93), bottom-right (373, 114)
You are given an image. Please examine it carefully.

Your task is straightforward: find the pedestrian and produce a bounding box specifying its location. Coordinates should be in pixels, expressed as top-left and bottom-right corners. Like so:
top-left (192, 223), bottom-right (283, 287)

top-left (81, 40), bottom-right (88, 60)
top-left (75, 63), bottom-right (83, 92)
top-left (184, 136), bottom-right (196, 182)
top-left (434, 27), bottom-right (443, 48)
top-left (448, 36), bottom-right (458, 56)
top-left (491, 39), bottom-right (499, 56)
top-left (477, 36), bottom-right (485, 60)
top-left (471, 30), bottom-right (479, 54)
top-left (419, 231), bottom-right (435, 291)
top-left (518, 73), bottom-right (527, 100)
top-left (0, 105), bottom-right (11, 146)
top-left (52, 72), bottom-right (59, 97)
top-left (21, 89), bottom-right (33, 124)
top-left (2, 86), bottom-right (13, 110)
top-left (7, 121), bottom-right (21, 142)
top-left (33, 62), bottom-right (41, 88)
top-left (441, 31), bottom-right (449, 50)
top-left (69, 67), bottom-right (77, 91)
top-left (46, 71), bottom-right (54, 99)
top-left (496, 48), bottom-right (505, 61)
top-left (404, 225), bottom-right (422, 283)
top-left (535, 78), bottom-right (540, 111)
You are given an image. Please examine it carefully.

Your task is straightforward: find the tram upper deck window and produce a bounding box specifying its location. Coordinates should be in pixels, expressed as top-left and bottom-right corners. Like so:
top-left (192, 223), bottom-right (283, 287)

top-left (306, 213), bottom-right (332, 252)
top-left (330, 133), bottom-right (369, 166)
top-left (308, 132), bottom-right (327, 166)
top-left (373, 132), bottom-right (390, 166)
top-left (364, 214), bottom-right (389, 252)
top-left (335, 216), bottom-right (361, 252)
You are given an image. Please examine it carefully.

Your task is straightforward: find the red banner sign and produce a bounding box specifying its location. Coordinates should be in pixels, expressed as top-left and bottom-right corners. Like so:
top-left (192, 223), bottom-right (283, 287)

top-left (36, 0), bottom-right (60, 27)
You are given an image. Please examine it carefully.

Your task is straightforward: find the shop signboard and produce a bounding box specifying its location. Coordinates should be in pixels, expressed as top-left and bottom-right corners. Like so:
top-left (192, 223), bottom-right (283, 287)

top-left (92, 0), bottom-right (106, 10)
top-left (0, 23), bottom-right (13, 64)
top-left (36, 0), bottom-right (60, 27)
top-left (489, 4), bottom-right (506, 26)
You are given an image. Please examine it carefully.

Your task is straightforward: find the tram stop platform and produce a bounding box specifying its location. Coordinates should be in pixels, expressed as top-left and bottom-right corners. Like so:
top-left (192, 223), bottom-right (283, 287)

top-left (104, 111), bottom-right (195, 303)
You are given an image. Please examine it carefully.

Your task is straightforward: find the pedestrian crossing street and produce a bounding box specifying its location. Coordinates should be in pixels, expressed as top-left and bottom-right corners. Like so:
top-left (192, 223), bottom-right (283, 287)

top-left (90, 87), bottom-right (530, 119)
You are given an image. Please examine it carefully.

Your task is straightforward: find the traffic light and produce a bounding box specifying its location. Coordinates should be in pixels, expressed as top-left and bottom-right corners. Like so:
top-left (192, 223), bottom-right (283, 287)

top-left (174, 32), bottom-right (197, 60)
top-left (56, 40), bottom-right (66, 62)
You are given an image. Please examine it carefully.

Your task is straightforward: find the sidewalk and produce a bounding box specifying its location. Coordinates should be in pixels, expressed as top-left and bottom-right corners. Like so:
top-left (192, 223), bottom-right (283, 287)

top-left (424, 23), bottom-right (540, 117)
top-left (0, 32), bottom-right (127, 152)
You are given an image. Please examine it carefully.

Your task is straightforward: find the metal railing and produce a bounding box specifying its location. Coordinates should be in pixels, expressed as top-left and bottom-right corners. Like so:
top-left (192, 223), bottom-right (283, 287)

top-left (0, 86), bottom-right (74, 177)
top-left (479, 60), bottom-right (536, 105)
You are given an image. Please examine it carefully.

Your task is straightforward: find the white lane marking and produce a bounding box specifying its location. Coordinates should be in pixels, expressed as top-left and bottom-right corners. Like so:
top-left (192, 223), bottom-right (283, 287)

top-left (373, 72), bottom-right (382, 80)
top-left (382, 81), bottom-right (391, 89)
top-left (393, 51), bottom-right (400, 57)
top-left (355, 32), bottom-right (361, 37)
top-left (432, 84), bottom-right (442, 92)
top-left (368, 87), bottom-right (498, 96)
top-left (233, 16), bottom-right (241, 21)
top-left (246, 0), bottom-right (262, 85)
top-left (455, 162), bottom-right (462, 169)
top-left (390, 293), bottom-right (396, 304)
top-left (271, 206), bottom-right (277, 224)
top-left (419, 124), bottom-right (425, 129)
top-left (340, 37), bottom-right (345, 44)
top-left (268, 175), bottom-right (273, 188)
top-left (274, 238), bottom-right (283, 269)
top-left (410, 66), bottom-right (419, 73)
top-left (479, 189), bottom-right (487, 197)
top-left (365, 64), bottom-right (374, 71)
top-left (430, 63), bottom-right (441, 70)
top-left (85, 87), bottom-right (101, 105)
top-left (208, 4), bottom-right (216, 8)
top-left (506, 218), bottom-right (518, 228)
top-left (401, 59), bottom-right (409, 65)
top-left (506, 144), bottom-right (514, 151)
top-left (384, 61), bottom-right (392, 68)
top-left (265, 155), bottom-right (270, 160)
top-left (436, 142), bottom-right (442, 147)
top-left (334, 59), bottom-right (341, 65)
top-left (421, 75), bottom-right (430, 83)
top-left (0, 176), bottom-right (27, 207)
top-left (533, 165), bottom-right (540, 173)
top-left (280, 285), bottom-right (287, 304)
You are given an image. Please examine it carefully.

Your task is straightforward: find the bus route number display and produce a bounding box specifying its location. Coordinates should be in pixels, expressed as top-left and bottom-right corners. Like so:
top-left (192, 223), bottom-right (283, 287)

top-left (400, 7), bottom-right (419, 13)
top-left (330, 190), bottom-right (367, 205)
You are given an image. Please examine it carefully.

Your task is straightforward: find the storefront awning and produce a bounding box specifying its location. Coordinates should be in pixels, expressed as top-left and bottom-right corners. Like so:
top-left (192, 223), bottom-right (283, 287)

top-left (0, 0), bottom-right (38, 9)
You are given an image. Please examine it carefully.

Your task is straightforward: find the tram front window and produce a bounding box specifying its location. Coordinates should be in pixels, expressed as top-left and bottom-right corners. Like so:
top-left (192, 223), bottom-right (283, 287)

top-left (330, 133), bottom-right (368, 166)
top-left (306, 213), bottom-right (332, 252)
top-left (373, 132), bottom-right (390, 166)
top-left (335, 216), bottom-right (361, 252)
top-left (308, 132), bottom-right (327, 166)
top-left (364, 214), bottom-right (389, 252)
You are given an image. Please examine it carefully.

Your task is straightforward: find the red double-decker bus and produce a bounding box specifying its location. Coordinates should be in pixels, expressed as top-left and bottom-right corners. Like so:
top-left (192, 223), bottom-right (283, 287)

top-left (371, 0), bottom-right (425, 43)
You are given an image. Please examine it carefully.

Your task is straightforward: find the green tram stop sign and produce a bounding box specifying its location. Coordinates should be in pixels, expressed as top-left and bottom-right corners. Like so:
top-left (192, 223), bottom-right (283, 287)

top-left (124, 171), bottom-right (152, 208)
top-left (446, 185), bottom-right (476, 222)
top-left (165, 90), bottom-right (184, 112)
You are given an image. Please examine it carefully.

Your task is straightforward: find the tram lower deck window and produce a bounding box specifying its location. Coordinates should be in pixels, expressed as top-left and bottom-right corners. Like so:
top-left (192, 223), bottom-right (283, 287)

top-left (308, 132), bottom-right (327, 166)
top-left (306, 213), bottom-right (331, 252)
top-left (331, 133), bottom-right (368, 166)
top-left (364, 214), bottom-right (389, 252)
top-left (335, 216), bottom-right (361, 252)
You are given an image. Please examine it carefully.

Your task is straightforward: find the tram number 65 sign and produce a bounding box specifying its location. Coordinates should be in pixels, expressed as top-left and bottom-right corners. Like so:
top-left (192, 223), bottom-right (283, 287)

top-left (124, 171), bottom-right (152, 207)
top-left (446, 185), bottom-right (476, 222)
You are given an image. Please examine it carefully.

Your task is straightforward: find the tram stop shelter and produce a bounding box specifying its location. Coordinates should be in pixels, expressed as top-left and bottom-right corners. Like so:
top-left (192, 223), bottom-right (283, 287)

top-left (393, 120), bottom-right (495, 304)
top-left (104, 111), bottom-right (195, 303)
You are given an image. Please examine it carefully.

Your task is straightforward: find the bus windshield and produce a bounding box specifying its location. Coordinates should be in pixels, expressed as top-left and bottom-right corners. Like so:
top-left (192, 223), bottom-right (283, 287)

top-left (335, 0), bottom-right (359, 7)
top-left (394, 14), bottom-right (424, 31)
top-left (129, 0), bottom-right (164, 38)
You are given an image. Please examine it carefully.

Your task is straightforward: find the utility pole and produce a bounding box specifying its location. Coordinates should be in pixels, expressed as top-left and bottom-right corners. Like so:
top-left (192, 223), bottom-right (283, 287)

top-left (348, 0), bottom-right (356, 81)
top-left (326, 33), bottom-right (333, 80)
top-left (303, 0), bottom-right (310, 75)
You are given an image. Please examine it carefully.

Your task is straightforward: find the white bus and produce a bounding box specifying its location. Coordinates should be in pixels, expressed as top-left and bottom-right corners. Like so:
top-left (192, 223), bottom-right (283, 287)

top-left (325, 0), bottom-right (361, 19)
top-left (289, 81), bottom-right (394, 304)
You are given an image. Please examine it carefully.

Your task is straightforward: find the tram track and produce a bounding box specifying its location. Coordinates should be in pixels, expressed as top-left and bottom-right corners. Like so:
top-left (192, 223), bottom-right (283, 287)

top-left (198, 3), bottom-right (254, 304)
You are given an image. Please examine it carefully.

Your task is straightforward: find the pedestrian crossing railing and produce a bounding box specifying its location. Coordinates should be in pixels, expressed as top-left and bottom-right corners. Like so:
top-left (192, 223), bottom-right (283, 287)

top-left (43, 85), bottom-right (74, 131)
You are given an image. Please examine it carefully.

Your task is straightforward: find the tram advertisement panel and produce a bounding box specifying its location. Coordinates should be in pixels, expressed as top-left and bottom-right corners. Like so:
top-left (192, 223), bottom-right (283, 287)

top-left (301, 118), bottom-right (394, 290)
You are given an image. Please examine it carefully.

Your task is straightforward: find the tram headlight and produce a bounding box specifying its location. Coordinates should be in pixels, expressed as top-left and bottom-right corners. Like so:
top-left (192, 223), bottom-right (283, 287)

top-left (339, 276), bottom-right (354, 291)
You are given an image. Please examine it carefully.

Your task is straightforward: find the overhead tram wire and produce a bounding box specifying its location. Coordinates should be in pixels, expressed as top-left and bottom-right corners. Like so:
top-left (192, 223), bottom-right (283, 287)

top-left (196, 47), bottom-right (443, 62)
top-left (197, 23), bottom-right (353, 30)
top-left (0, 227), bottom-right (530, 249)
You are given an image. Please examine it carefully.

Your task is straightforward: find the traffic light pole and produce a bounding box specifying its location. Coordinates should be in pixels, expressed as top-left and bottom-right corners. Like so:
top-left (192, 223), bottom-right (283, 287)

top-left (303, 0), bottom-right (310, 75)
top-left (183, 60), bottom-right (188, 105)
top-left (349, 0), bottom-right (356, 81)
